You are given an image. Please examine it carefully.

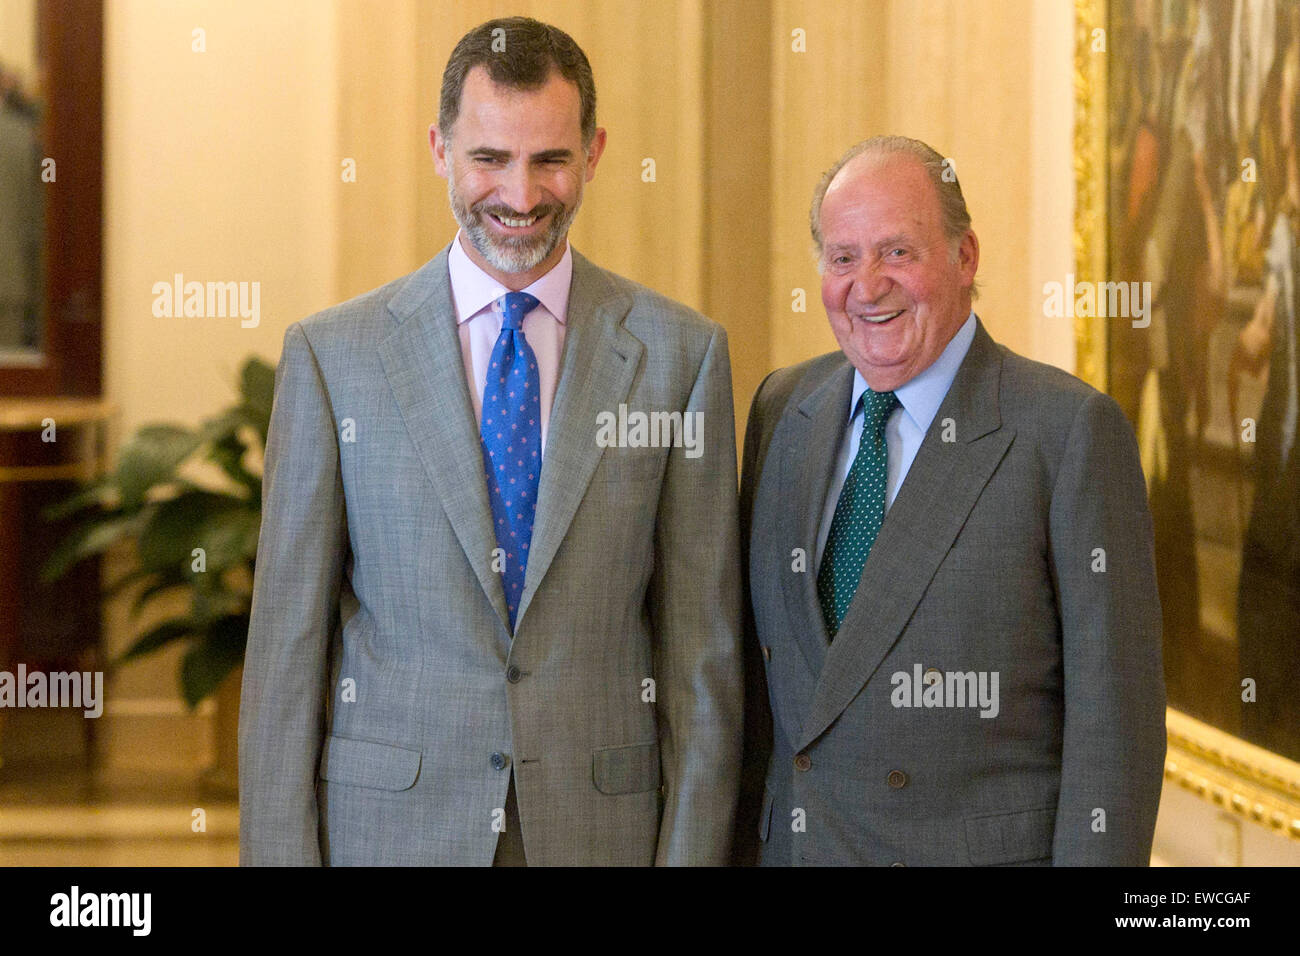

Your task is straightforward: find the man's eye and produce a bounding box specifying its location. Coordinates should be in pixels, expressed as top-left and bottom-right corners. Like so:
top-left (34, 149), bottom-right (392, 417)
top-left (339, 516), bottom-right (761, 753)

top-left (887, 248), bottom-right (908, 258)
top-left (473, 156), bottom-right (503, 165)
top-left (833, 256), bottom-right (852, 266)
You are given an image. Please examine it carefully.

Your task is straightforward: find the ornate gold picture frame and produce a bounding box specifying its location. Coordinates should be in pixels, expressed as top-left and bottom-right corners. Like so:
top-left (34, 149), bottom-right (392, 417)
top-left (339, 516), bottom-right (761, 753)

top-left (1074, 0), bottom-right (1300, 842)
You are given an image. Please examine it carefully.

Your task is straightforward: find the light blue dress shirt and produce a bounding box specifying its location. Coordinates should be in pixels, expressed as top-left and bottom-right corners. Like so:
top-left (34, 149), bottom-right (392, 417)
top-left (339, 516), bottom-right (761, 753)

top-left (814, 312), bottom-right (978, 569)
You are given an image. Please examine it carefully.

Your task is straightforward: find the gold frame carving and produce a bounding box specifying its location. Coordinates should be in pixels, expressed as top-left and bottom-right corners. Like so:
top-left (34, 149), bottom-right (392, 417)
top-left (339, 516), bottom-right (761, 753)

top-left (1073, 0), bottom-right (1107, 392)
top-left (1074, 0), bottom-right (1300, 840)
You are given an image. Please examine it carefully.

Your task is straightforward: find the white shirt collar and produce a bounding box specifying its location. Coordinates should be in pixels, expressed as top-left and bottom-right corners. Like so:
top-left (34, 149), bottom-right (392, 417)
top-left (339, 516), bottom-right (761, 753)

top-left (447, 231), bottom-right (572, 325)
top-left (849, 312), bottom-right (978, 434)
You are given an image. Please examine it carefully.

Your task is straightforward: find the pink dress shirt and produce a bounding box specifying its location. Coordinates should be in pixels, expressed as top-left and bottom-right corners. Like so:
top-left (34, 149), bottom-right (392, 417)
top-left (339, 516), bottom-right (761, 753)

top-left (446, 232), bottom-right (571, 454)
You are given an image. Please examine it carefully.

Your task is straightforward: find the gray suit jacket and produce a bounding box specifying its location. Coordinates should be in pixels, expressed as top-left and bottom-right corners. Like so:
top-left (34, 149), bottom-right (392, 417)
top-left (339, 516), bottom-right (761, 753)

top-left (736, 319), bottom-right (1166, 866)
top-left (239, 245), bottom-right (743, 865)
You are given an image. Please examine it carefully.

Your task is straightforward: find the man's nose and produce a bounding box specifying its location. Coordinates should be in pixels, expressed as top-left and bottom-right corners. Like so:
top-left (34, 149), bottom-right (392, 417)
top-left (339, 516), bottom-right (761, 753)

top-left (498, 163), bottom-right (544, 214)
top-left (851, 259), bottom-right (892, 304)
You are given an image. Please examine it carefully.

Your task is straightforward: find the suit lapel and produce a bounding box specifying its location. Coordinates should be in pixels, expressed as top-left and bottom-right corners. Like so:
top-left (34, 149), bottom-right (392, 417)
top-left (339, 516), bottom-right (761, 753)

top-left (777, 360), bottom-right (856, 676)
top-left (378, 248), bottom-right (510, 631)
top-left (513, 250), bottom-right (643, 628)
top-left (798, 321), bottom-right (1016, 751)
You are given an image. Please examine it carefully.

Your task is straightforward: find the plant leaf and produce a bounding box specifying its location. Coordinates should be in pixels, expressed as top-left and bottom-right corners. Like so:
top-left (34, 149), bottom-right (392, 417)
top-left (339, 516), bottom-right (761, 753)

top-left (39, 512), bottom-right (139, 583)
top-left (190, 580), bottom-right (250, 625)
top-left (115, 424), bottom-right (202, 510)
top-left (240, 358), bottom-right (276, 443)
top-left (195, 507), bottom-right (261, 573)
top-left (130, 573), bottom-right (188, 617)
top-left (116, 618), bottom-right (200, 665)
top-left (179, 615), bottom-right (248, 708)
top-left (102, 566), bottom-right (157, 600)
top-left (206, 431), bottom-right (260, 495)
top-left (136, 490), bottom-right (243, 574)
top-left (41, 479), bottom-right (113, 521)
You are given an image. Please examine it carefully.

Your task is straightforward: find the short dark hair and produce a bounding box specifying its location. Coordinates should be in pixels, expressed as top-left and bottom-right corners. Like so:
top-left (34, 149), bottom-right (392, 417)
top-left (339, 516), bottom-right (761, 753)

top-left (439, 17), bottom-right (597, 144)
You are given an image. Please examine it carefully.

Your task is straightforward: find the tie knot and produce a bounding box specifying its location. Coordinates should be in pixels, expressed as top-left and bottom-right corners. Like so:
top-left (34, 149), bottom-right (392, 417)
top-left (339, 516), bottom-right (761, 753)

top-left (498, 292), bottom-right (540, 330)
top-left (859, 389), bottom-right (899, 434)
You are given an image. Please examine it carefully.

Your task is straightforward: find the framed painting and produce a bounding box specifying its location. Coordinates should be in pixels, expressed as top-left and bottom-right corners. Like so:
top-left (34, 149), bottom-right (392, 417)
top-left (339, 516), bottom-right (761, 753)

top-left (1075, 0), bottom-right (1300, 840)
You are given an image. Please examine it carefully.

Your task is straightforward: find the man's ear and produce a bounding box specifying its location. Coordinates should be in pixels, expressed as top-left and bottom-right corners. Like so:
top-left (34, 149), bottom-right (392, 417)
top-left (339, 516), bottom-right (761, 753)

top-left (430, 123), bottom-right (450, 178)
top-left (958, 229), bottom-right (980, 285)
top-left (583, 127), bottom-right (608, 182)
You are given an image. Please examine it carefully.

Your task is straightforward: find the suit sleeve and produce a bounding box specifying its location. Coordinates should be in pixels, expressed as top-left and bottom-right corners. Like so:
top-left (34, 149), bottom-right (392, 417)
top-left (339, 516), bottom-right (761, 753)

top-left (648, 325), bottom-right (744, 866)
top-left (1049, 390), bottom-right (1167, 865)
top-left (731, 371), bottom-right (778, 865)
top-left (238, 322), bottom-right (348, 866)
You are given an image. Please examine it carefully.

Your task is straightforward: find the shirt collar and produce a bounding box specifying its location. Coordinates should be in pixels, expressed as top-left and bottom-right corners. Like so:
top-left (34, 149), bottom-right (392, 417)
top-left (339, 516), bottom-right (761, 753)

top-left (447, 230), bottom-right (573, 325)
top-left (849, 311), bottom-right (978, 434)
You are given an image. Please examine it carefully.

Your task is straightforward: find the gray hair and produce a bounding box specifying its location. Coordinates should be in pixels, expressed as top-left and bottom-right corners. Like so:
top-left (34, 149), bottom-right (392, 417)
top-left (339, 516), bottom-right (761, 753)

top-left (809, 135), bottom-right (974, 257)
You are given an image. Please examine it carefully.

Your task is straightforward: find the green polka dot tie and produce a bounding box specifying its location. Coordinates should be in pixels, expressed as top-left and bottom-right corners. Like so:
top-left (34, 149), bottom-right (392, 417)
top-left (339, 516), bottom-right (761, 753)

top-left (817, 389), bottom-right (899, 639)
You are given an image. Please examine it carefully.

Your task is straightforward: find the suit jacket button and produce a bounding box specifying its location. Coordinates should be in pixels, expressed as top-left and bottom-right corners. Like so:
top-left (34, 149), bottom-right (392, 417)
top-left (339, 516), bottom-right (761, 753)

top-left (887, 769), bottom-right (908, 788)
top-left (794, 753), bottom-right (812, 772)
top-left (506, 665), bottom-right (522, 683)
top-left (490, 751), bottom-right (509, 771)
top-left (891, 861), bottom-right (906, 867)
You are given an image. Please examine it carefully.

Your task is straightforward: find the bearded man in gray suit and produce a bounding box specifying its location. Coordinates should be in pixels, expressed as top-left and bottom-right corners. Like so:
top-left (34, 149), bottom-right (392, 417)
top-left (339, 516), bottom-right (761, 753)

top-left (735, 136), bottom-right (1166, 866)
top-left (239, 17), bottom-right (742, 866)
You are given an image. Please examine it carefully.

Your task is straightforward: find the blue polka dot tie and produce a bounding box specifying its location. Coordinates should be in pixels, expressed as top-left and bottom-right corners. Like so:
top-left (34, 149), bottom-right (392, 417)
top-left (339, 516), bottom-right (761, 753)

top-left (480, 292), bottom-right (542, 632)
top-left (817, 389), bottom-right (899, 639)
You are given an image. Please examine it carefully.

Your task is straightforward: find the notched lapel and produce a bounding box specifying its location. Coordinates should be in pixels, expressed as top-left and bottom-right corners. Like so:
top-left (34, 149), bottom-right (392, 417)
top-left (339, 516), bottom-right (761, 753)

top-left (799, 322), bottom-right (1014, 750)
top-left (378, 250), bottom-right (510, 633)
top-left (513, 252), bottom-right (644, 629)
top-left (777, 360), bottom-right (855, 678)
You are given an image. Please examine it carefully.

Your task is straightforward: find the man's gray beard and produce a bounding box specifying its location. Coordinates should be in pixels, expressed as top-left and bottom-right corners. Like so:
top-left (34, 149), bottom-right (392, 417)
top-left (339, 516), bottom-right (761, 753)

top-left (447, 168), bottom-right (581, 275)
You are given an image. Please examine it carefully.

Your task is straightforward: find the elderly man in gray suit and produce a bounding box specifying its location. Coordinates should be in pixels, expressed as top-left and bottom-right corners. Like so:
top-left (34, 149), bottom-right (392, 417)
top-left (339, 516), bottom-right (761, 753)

top-left (239, 17), bottom-right (742, 866)
top-left (735, 135), bottom-right (1166, 866)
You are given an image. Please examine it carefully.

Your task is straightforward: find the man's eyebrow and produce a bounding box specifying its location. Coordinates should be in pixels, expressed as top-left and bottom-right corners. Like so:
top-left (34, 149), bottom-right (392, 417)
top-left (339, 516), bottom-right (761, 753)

top-left (874, 234), bottom-right (913, 249)
top-left (463, 147), bottom-right (575, 162)
top-left (823, 241), bottom-right (859, 255)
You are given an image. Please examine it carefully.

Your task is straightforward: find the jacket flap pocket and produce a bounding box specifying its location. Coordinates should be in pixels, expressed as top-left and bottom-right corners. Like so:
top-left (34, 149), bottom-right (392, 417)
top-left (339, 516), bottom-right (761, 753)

top-left (965, 806), bottom-right (1056, 865)
top-left (318, 734), bottom-right (421, 791)
top-left (759, 787), bottom-right (774, 842)
top-left (592, 740), bottom-right (660, 795)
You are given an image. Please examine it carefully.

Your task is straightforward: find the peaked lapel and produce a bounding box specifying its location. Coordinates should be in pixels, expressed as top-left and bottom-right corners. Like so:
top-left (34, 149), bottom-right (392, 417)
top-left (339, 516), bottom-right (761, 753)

top-left (776, 360), bottom-right (856, 676)
top-left (512, 249), bottom-right (644, 629)
top-left (378, 247), bottom-right (511, 633)
top-left (798, 321), bottom-right (1016, 751)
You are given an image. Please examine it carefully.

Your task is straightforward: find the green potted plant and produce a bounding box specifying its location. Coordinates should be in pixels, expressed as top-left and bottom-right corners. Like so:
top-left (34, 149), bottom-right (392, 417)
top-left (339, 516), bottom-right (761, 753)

top-left (40, 357), bottom-right (273, 710)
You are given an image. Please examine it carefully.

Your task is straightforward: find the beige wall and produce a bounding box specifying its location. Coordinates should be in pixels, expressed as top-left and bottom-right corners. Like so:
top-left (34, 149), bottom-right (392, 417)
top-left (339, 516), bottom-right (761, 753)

top-left (101, 0), bottom-right (1081, 746)
top-left (102, 0), bottom-right (341, 766)
top-left (96, 0), bottom-right (1300, 867)
top-left (105, 0), bottom-right (1077, 449)
top-left (767, 0), bottom-right (1075, 372)
top-left (0, 0), bottom-right (39, 92)
top-left (334, 0), bottom-right (1076, 437)
top-left (98, 0), bottom-right (1077, 769)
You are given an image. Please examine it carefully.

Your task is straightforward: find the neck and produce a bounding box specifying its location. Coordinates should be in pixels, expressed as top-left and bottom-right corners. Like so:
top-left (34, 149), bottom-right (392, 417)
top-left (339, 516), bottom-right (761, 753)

top-left (458, 233), bottom-right (567, 291)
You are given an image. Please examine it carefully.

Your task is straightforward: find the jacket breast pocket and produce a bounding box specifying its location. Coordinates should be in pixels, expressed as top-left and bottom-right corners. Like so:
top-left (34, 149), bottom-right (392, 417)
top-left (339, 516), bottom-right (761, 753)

top-left (317, 734), bottom-right (421, 792)
top-left (598, 451), bottom-right (663, 483)
top-left (965, 806), bottom-right (1056, 865)
top-left (592, 740), bottom-right (661, 795)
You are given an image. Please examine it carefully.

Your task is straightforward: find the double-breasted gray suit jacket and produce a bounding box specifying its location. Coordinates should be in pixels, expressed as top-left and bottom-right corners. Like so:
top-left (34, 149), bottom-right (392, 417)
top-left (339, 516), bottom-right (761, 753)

top-left (239, 245), bottom-right (743, 866)
top-left (735, 319), bottom-right (1166, 866)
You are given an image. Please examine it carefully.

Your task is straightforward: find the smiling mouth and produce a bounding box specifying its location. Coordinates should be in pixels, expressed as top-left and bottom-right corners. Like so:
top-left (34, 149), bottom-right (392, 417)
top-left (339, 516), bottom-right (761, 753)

top-left (489, 212), bottom-right (542, 229)
top-left (857, 309), bottom-right (903, 324)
